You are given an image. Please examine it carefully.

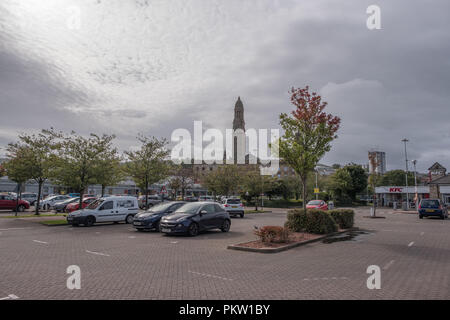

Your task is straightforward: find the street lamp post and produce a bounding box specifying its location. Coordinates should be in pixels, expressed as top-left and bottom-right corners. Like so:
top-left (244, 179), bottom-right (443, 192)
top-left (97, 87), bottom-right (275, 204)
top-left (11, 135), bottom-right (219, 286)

top-left (412, 160), bottom-right (418, 208)
top-left (315, 170), bottom-right (318, 200)
top-left (402, 139), bottom-right (409, 210)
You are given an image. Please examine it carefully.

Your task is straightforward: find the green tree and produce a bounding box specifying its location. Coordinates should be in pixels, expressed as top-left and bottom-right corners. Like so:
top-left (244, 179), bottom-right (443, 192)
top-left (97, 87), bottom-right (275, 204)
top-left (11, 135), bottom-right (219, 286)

top-left (328, 168), bottom-right (353, 204)
top-left (380, 170), bottom-right (415, 186)
top-left (4, 146), bottom-right (32, 215)
top-left (241, 169), bottom-right (274, 210)
top-left (7, 131), bottom-right (59, 215)
top-left (170, 162), bottom-right (195, 200)
top-left (278, 86), bottom-right (341, 210)
top-left (95, 149), bottom-right (124, 197)
top-left (48, 129), bottom-right (117, 210)
top-left (343, 164), bottom-right (368, 201)
top-left (203, 165), bottom-right (243, 199)
top-left (124, 135), bottom-right (170, 210)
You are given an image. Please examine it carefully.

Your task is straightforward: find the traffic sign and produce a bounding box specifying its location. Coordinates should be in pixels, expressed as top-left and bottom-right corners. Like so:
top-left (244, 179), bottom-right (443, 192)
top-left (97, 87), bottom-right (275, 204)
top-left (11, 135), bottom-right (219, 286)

top-left (314, 188), bottom-right (320, 194)
top-left (160, 186), bottom-right (167, 194)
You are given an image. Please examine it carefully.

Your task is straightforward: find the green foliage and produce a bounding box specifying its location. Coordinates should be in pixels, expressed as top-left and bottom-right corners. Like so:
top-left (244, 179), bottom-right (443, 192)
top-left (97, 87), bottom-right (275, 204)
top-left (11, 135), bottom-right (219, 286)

top-left (169, 162), bottom-right (195, 199)
top-left (240, 169), bottom-right (275, 210)
top-left (278, 86), bottom-right (340, 209)
top-left (46, 129), bottom-right (117, 209)
top-left (379, 170), bottom-right (415, 186)
top-left (254, 226), bottom-right (290, 243)
top-left (124, 135), bottom-right (170, 208)
top-left (285, 208), bottom-right (338, 234)
top-left (7, 131), bottom-right (60, 214)
top-left (203, 165), bottom-right (244, 198)
top-left (328, 209), bottom-right (354, 229)
top-left (328, 164), bottom-right (368, 204)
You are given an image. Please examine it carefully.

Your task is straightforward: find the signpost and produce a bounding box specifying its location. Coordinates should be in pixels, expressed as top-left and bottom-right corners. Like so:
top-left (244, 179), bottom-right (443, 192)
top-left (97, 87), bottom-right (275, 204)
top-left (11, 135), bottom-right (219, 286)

top-left (160, 186), bottom-right (167, 202)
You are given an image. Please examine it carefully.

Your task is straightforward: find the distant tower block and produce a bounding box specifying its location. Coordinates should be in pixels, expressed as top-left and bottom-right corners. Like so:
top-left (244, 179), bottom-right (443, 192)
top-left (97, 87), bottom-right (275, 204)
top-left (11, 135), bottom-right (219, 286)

top-left (368, 151), bottom-right (386, 174)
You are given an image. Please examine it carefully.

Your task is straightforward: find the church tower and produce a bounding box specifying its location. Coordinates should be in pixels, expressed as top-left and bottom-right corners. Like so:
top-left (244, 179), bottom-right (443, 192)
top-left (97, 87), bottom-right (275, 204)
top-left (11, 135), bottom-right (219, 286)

top-left (233, 97), bottom-right (245, 131)
top-left (233, 97), bottom-right (245, 164)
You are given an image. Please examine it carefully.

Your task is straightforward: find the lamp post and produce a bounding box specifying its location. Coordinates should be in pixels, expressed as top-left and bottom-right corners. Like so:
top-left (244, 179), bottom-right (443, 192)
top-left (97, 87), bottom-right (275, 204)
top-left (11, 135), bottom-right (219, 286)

top-left (402, 139), bottom-right (409, 210)
top-left (315, 170), bottom-right (319, 200)
top-left (412, 160), bottom-right (418, 208)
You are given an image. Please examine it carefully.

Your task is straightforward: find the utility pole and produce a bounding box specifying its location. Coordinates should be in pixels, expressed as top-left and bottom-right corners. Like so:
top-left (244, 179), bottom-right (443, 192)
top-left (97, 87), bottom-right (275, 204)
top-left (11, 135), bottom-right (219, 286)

top-left (315, 170), bottom-right (318, 200)
top-left (412, 160), bottom-right (418, 208)
top-left (402, 139), bottom-right (409, 210)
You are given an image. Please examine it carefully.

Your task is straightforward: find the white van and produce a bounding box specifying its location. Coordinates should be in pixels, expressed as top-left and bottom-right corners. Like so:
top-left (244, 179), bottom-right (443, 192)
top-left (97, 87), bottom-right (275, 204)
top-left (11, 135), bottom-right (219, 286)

top-left (66, 196), bottom-right (139, 227)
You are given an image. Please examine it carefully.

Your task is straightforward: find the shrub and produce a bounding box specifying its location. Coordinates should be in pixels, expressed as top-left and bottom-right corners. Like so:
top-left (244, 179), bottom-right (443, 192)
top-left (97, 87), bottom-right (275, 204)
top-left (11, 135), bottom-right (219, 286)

top-left (285, 209), bottom-right (338, 234)
top-left (254, 226), bottom-right (290, 243)
top-left (328, 209), bottom-right (354, 229)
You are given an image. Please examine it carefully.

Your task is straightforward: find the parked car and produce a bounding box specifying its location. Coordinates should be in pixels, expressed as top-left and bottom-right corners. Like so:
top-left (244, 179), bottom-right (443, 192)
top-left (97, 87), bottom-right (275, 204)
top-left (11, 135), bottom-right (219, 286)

top-left (68, 193), bottom-right (80, 198)
top-left (20, 193), bottom-right (38, 206)
top-left (53, 197), bottom-right (80, 213)
top-left (199, 195), bottom-right (214, 202)
top-left (40, 195), bottom-right (72, 210)
top-left (0, 193), bottom-right (30, 212)
top-left (138, 194), bottom-right (162, 209)
top-left (66, 196), bottom-right (139, 227)
top-left (418, 199), bottom-right (448, 219)
top-left (159, 202), bottom-right (231, 236)
top-left (65, 197), bottom-right (97, 213)
top-left (306, 200), bottom-right (328, 210)
top-left (184, 195), bottom-right (199, 202)
top-left (222, 198), bottom-right (244, 218)
top-left (133, 201), bottom-right (186, 232)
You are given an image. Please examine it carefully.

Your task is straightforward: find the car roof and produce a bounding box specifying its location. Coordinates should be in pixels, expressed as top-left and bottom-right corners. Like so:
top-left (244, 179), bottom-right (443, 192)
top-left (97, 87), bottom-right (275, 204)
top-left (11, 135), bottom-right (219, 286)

top-left (100, 196), bottom-right (137, 200)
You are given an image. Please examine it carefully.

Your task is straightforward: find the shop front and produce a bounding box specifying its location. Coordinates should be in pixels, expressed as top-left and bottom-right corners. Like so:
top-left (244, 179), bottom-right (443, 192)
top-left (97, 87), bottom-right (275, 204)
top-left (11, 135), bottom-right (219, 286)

top-left (375, 186), bottom-right (430, 207)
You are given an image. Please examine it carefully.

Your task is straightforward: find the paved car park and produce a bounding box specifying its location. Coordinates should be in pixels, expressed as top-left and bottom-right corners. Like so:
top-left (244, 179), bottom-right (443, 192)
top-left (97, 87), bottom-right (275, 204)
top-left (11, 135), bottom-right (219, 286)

top-left (0, 207), bottom-right (449, 299)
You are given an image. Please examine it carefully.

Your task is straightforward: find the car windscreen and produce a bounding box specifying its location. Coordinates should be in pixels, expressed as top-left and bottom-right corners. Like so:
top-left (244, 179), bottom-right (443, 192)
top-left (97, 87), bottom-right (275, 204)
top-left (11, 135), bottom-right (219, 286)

top-left (87, 199), bottom-right (104, 209)
top-left (226, 199), bottom-right (241, 204)
top-left (174, 202), bottom-right (202, 214)
top-left (308, 200), bottom-right (322, 205)
top-left (420, 200), bottom-right (440, 208)
top-left (147, 202), bottom-right (175, 213)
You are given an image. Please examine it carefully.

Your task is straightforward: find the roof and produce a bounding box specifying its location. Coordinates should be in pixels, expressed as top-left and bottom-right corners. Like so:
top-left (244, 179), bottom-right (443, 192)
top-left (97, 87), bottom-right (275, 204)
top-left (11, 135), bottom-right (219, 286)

top-left (428, 162), bottom-right (446, 171)
top-left (428, 174), bottom-right (450, 185)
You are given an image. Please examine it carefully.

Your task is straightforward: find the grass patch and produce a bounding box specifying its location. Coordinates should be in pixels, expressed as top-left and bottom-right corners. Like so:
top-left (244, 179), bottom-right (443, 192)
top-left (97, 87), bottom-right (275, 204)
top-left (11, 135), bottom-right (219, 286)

top-left (0, 213), bottom-right (67, 219)
top-left (40, 220), bottom-right (68, 226)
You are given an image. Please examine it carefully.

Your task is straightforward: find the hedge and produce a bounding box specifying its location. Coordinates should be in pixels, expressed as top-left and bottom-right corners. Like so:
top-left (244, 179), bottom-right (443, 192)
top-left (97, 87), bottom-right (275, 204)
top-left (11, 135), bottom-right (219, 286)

top-left (328, 209), bottom-right (355, 229)
top-left (254, 226), bottom-right (290, 243)
top-left (285, 209), bottom-right (338, 234)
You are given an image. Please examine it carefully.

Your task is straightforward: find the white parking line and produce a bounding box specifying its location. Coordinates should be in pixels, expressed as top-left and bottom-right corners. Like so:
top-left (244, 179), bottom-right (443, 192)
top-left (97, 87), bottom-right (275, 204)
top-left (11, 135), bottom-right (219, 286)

top-left (170, 241), bottom-right (178, 244)
top-left (0, 228), bottom-right (31, 231)
top-left (188, 271), bottom-right (233, 281)
top-left (85, 250), bottom-right (110, 257)
top-left (0, 294), bottom-right (19, 300)
top-left (32, 240), bottom-right (48, 244)
top-left (383, 260), bottom-right (395, 270)
top-left (128, 236), bottom-right (136, 239)
top-left (408, 241), bottom-right (415, 247)
top-left (420, 232), bottom-right (424, 236)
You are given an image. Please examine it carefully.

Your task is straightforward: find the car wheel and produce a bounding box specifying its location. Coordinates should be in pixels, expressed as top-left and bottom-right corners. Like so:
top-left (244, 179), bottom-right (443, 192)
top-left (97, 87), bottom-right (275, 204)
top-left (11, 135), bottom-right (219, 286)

top-left (441, 214), bottom-right (445, 220)
top-left (17, 205), bottom-right (25, 212)
top-left (221, 219), bottom-right (230, 232)
top-left (187, 222), bottom-right (199, 236)
top-left (419, 215), bottom-right (423, 219)
top-left (136, 228), bottom-right (145, 232)
top-left (125, 214), bottom-right (134, 224)
top-left (85, 216), bottom-right (95, 227)
top-left (155, 221), bottom-right (161, 232)
top-left (240, 213), bottom-right (244, 218)
top-left (72, 223), bottom-right (79, 227)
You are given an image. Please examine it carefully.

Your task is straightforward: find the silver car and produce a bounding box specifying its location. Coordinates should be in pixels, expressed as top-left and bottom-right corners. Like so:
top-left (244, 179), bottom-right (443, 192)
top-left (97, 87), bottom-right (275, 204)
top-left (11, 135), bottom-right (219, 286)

top-left (222, 198), bottom-right (244, 218)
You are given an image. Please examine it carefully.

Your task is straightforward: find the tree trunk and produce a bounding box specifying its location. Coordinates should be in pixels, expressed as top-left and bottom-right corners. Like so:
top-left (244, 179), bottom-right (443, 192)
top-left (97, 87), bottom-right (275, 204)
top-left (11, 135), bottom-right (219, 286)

top-left (301, 176), bottom-right (307, 211)
top-left (79, 189), bottom-right (84, 211)
top-left (101, 185), bottom-right (105, 197)
top-left (145, 182), bottom-right (149, 210)
top-left (35, 180), bottom-right (43, 215)
top-left (255, 196), bottom-right (258, 211)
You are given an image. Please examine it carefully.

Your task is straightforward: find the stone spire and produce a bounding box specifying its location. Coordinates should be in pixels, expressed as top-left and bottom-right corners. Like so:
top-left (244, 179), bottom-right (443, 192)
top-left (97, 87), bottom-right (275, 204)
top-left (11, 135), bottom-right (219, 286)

top-left (232, 96), bottom-right (245, 131)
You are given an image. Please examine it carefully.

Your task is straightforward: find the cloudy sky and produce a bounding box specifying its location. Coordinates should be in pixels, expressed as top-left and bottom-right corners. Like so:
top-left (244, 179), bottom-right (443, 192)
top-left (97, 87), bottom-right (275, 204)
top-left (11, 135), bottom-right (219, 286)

top-left (1, 0), bottom-right (449, 172)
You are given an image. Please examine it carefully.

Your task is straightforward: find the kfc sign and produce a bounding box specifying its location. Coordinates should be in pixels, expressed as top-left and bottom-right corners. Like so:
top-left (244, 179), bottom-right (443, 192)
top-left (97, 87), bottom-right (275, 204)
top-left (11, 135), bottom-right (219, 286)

top-left (389, 187), bottom-right (403, 193)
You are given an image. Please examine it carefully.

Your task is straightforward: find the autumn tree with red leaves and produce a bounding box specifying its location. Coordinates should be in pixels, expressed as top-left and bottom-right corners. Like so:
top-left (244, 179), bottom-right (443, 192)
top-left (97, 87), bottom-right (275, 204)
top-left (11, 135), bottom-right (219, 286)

top-left (279, 86), bottom-right (341, 210)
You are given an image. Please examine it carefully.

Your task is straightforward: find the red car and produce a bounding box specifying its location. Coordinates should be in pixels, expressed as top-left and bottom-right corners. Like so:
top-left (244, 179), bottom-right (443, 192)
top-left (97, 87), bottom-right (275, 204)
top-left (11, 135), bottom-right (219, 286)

top-left (0, 193), bottom-right (30, 212)
top-left (65, 197), bottom-right (97, 213)
top-left (306, 200), bottom-right (328, 210)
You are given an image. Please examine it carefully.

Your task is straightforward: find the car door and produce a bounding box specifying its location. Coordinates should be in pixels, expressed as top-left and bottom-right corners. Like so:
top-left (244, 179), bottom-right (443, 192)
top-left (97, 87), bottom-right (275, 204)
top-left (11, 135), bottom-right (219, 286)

top-left (198, 204), bottom-right (216, 230)
top-left (0, 195), bottom-right (7, 209)
top-left (4, 195), bottom-right (15, 210)
top-left (97, 200), bottom-right (115, 222)
top-left (117, 199), bottom-right (134, 221)
top-left (213, 204), bottom-right (227, 226)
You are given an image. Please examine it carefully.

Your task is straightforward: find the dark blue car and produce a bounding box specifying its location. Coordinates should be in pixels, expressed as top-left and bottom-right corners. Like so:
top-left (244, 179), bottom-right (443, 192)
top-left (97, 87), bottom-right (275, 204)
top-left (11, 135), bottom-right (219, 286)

top-left (418, 199), bottom-right (448, 219)
top-left (133, 201), bottom-right (186, 231)
top-left (159, 202), bottom-right (231, 236)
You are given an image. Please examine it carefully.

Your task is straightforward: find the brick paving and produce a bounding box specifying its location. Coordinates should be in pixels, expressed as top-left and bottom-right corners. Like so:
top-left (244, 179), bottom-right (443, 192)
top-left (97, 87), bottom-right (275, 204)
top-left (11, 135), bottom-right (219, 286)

top-left (0, 207), bottom-right (449, 299)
